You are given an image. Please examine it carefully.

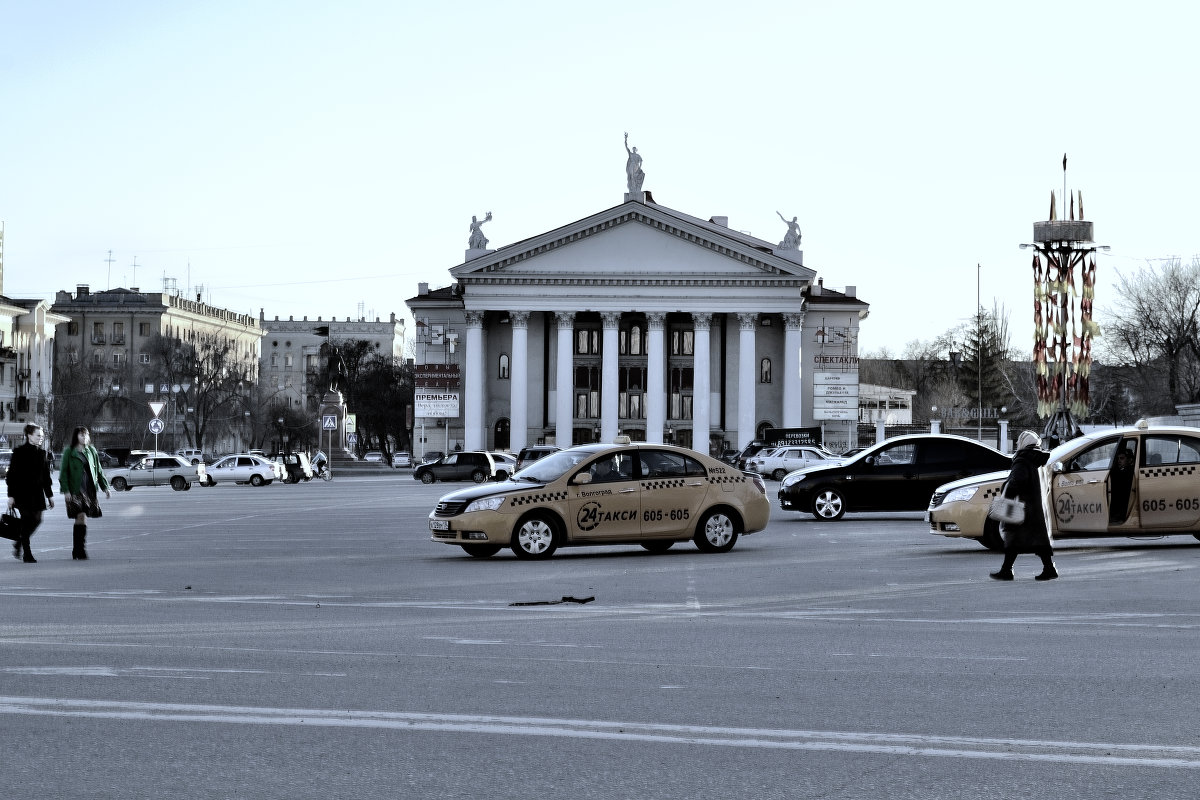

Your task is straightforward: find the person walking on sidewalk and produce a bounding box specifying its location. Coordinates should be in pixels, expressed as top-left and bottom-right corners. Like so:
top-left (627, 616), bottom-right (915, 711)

top-left (5, 423), bottom-right (55, 563)
top-left (59, 426), bottom-right (110, 560)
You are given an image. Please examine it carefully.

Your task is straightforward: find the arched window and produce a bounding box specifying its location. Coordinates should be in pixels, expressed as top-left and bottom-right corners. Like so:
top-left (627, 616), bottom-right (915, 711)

top-left (498, 353), bottom-right (510, 380)
top-left (760, 358), bottom-right (772, 383)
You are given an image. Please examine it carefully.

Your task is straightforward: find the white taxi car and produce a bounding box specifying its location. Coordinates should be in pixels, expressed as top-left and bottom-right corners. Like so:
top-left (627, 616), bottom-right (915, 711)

top-left (428, 440), bottom-right (770, 559)
top-left (928, 422), bottom-right (1200, 549)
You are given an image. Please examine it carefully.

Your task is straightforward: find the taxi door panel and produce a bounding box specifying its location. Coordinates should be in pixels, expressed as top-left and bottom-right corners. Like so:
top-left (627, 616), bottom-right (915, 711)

top-left (568, 454), bottom-right (641, 540)
top-left (638, 450), bottom-right (710, 538)
top-left (1138, 434), bottom-right (1200, 530)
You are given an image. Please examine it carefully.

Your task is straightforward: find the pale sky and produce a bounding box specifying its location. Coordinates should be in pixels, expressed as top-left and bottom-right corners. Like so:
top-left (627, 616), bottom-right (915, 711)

top-left (3, 1), bottom-right (1196, 355)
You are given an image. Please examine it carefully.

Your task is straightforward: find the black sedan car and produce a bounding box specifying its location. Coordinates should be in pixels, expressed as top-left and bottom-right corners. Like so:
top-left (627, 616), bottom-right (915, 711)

top-left (778, 434), bottom-right (1012, 520)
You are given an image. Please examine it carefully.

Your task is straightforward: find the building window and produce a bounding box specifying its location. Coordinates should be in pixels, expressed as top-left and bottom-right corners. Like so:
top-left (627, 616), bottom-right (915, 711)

top-left (270, 354), bottom-right (278, 366)
top-left (618, 366), bottom-right (646, 420)
top-left (498, 353), bottom-right (510, 380)
top-left (671, 329), bottom-right (694, 356)
top-left (92, 322), bottom-right (105, 343)
top-left (139, 353), bottom-right (150, 364)
top-left (619, 323), bottom-right (645, 356)
top-left (575, 329), bottom-right (600, 355)
top-left (574, 365), bottom-right (600, 418)
top-left (68, 321), bottom-right (79, 336)
top-left (139, 322), bottom-right (151, 336)
top-left (760, 358), bottom-right (772, 383)
top-left (284, 354), bottom-right (293, 367)
top-left (669, 367), bottom-right (694, 420)
top-left (112, 352), bottom-right (122, 366)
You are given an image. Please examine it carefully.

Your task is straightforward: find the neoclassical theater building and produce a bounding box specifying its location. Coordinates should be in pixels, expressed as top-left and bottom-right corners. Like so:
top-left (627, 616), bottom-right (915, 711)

top-left (407, 181), bottom-right (869, 458)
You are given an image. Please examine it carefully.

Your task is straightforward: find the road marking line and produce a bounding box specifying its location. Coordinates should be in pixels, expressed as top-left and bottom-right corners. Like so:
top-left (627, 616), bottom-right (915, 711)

top-left (0, 696), bottom-right (1197, 768)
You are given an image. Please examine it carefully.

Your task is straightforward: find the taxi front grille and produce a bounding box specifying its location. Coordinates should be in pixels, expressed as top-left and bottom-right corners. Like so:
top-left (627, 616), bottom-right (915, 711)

top-left (434, 500), bottom-right (468, 517)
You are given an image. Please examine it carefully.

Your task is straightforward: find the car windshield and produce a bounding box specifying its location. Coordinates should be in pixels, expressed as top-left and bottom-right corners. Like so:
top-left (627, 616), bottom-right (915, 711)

top-left (514, 449), bottom-right (594, 482)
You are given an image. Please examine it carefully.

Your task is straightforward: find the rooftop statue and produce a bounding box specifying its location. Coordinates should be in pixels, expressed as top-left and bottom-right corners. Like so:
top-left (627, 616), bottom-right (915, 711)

top-left (776, 211), bottom-right (801, 250)
top-left (468, 212), bottom-right (492, 250)
top-left (624, 132), bottom-right (644, 193)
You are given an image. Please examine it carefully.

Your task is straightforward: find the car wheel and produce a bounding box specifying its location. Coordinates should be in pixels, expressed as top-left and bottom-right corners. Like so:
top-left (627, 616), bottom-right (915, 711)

top-left (640, 540), bottom-right (674, 553)
top-left (471, 469), bottom-right (486, 483)
top-left (511, 513), bottom-right (559, 559)
top-left (420, 471), bottom-right (435, 484)
top-left (812, 487), bottom-right (846, 521)
top-left (979, 518), bottom-right (1005, 551)
top-left (205, 477), bottom-right (216, 487)
top-left (462, 544), bottom-right (502, 558)
top-left (771, 468), bottom-right (787, 481)
top-left (693, 509), bottom-right (739, 553)
top-left (111, 477), bottom-right (128, 492)
top-left (250, 474), bottom-right (264, 487)
top-left (170, 476), bottom-right (187, 491)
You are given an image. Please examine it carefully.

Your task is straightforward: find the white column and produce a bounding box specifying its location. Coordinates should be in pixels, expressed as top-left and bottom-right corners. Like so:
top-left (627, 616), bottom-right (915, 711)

top-left (782, 310), bottom-right (805, 428)
top-left (463, 310), bottom-right (485, 450)
top-left (645, 312), bottom-right (666, 443)
top-left (508, 311), bottom-right (529, 454)
top-left (692, 313), bottom-right (711, 454)
top-left (737, 312), bottom-right (757, 450)
top-left (555, 311), bottom-right (575, 448)
top-left (601, 311), bottom-right (621, 444)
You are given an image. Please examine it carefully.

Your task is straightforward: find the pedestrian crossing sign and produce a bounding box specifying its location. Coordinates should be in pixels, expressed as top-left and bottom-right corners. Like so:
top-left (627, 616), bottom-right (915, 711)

top-left (322, 415), bottom-right (337, 430)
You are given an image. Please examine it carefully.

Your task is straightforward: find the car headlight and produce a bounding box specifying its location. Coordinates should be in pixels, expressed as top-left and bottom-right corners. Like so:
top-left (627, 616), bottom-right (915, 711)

top-left (465, 495), bottom-right (506, 513)
top-left (780, 472), bottom-right (807, 489)
top-left (942, 486), bottom-right (979, 504)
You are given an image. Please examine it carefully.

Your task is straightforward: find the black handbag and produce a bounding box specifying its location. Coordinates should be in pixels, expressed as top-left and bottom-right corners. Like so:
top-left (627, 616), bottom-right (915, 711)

top-left (0, 509), bottom-right (21, 541)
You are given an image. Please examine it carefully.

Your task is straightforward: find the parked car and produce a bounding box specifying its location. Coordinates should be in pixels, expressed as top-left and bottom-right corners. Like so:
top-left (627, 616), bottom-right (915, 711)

top-left (414, 452), bottom-right (496, 484)
top-left (929, 422), bottom-right (1200, 550)
top-left (420, 451), bottom-right (445, 464)
top-left (175, 448), bottom-right (209, 465)
top-left (778, 434), bottom-right (1012, 520)
top-left (428, 440), bottom-right (770, 559)
top-left (730, 440), bottom-right (769, 470)
top-left (363, 451), bottom-right (384, 463)
top-left (392, 451), bottom-right (412, 468)
top-left (746, 445), bottom-right (846, 481)
top-left (204, 454), bottom-right (279, 486)
top-left (515, 445), bottom-right (560, 471)
top-left (108, 455), bottom-right (207, 491)
top-left (489, 452), bottom-right (518, 480)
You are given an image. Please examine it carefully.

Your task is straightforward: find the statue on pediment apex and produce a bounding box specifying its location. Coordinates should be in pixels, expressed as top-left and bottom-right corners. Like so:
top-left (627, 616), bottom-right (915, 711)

top-left (468, 212), bottom-right (492, 250)
top-left (624, 132), bottom-right (645, 193)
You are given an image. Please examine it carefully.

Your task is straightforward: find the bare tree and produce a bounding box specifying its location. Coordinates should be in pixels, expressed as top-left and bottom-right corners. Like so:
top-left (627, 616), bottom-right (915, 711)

top-left (1101, 256), bottom-right (1200, 414)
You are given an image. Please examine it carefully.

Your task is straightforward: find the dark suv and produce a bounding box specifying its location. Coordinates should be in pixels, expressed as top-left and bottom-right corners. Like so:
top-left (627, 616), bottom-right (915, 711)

top-left (413, 452), bottom-right (496, 484)
top-left (515, 445), bottom-right (560, 471)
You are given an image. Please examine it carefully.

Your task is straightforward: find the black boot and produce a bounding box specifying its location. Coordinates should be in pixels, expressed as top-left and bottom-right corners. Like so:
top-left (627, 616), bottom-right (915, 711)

top-left (21, 537), bottom-right (36, 563)
top-left (990, 551), bottom-right (1017, 581)
top-left (72, 524), bottom-right (87, 560)
top-left (1034, 548), bottom-right (1058, 581)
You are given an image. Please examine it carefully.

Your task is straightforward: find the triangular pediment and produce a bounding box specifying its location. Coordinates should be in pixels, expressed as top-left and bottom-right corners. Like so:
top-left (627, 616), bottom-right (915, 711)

top-left (451, 201), bottom-right (815, 283)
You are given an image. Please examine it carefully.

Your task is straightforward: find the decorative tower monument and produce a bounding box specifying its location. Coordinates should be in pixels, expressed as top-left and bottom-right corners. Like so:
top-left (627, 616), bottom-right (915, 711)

top-left (1024, 155), bottom-right (1102, 445)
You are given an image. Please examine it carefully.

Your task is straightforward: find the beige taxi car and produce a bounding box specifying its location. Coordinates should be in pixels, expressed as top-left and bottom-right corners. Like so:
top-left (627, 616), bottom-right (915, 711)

top-left (428, 439), bottom-right (771, 559)
top-left (928, 422), bottom-right (1200, 550)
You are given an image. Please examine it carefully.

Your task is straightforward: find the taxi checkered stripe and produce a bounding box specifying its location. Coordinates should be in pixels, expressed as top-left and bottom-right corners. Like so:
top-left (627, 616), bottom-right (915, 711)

top-left (509, 491), bottom-right (568, 508)
top-left (1141, 465), bottom-right (1196, 478)
top-left (640, 478), bottom-right (688, 491)
top-left (982, 486), bottom-right (1004, 500)
top-left (708, 474), bottom-right (746, 485)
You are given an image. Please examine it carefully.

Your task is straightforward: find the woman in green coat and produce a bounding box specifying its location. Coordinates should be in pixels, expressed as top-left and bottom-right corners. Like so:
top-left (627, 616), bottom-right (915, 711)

top-left (58, 426), bottom-right (110, 560)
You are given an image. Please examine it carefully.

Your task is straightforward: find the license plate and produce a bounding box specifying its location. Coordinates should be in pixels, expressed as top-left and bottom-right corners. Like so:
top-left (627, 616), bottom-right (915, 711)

top-left (429, 519), bottom-right (450, 531)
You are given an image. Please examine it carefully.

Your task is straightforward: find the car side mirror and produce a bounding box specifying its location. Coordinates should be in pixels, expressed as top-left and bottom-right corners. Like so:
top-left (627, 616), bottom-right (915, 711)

top-left (1052, 460), bottom-right (1064, 474)
top-left (863, 456), bottom-right (876, 467)
top-left (572, 472), bottom-right (593, 486)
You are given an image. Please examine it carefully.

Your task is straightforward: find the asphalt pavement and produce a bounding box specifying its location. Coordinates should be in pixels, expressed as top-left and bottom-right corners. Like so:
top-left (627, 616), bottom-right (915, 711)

top-left (3, 473), bottom-right (1200, 799)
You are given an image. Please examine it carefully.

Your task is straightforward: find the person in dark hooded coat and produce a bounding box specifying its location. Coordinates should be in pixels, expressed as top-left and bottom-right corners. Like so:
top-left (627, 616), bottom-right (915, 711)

top-left (991, 430), bottom-right (1057, 581)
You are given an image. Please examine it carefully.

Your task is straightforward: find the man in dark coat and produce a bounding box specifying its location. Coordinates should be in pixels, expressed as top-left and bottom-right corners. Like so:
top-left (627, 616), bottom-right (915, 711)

top-left (5, 424), bottom-right (55, 563)
top-left (991, 430), bottom-right (1057, 581)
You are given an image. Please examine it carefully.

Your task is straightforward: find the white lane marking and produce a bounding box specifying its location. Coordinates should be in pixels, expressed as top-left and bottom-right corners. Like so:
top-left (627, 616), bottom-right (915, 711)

top-left (0, 696), bottom-right (1197, 768)
top-left (0, 666), bottom-right (346, 678)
